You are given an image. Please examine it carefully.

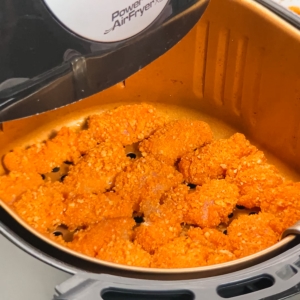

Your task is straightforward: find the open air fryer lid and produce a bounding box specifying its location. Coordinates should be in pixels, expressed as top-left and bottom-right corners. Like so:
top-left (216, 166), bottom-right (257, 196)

top-left (0, 0), bottom-right (209, 123)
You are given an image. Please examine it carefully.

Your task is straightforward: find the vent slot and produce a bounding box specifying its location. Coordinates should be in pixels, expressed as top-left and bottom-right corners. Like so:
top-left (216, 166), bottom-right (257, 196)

top-left (217, 274), bottom-right (274, 298)
top-left (102, 289), bottom-right (194, 300)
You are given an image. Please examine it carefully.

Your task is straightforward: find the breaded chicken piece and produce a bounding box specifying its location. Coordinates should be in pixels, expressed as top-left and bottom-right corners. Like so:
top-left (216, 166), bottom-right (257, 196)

top-left (226, 151), bottom-right (284, 208)
top-left (158, 184), bottom-right (190, 222)
top-left (187, 227), bottom-right (232, 251)
top-left (64, 141), bottom-right (130, 194)
top-left (183, 180), bottom-right (239, 228)
top-left (68, 218), bottom-right (135, 257)
top-left (13, 182), bottom-right (69, 233)
top-left (134, 185), bottom-right (189, 253)
top-left (63, 192), bottom-right (133, 231)
top-left (88, 103), bottom-right (168, 146)
top-left (260, 182), bottom-right (300, 230)
top-left (151, 236), bottom-right (211, 268)
top-left (139, 120), bottom-right (213, 165)
top-left (114, 156), bottom-right (183, 212)
top-left (151, 229), bottom-right (235, 268)
top-left (0, 171), bottom-right (43, 204)
top-left (3, 127), bottom-right (97, 174)
top-left (139, 184), bottom-right (189, 221)
top-left (187, 227), bottom-right (236, 265)
top-left (97, 239), bottom-right (151, 267)
top-left (135, 211), bottom-right (182, 254)
top-left (227, 213), bottom-right (281, 258)
top-left (179, 133), bottom-right (257, 185)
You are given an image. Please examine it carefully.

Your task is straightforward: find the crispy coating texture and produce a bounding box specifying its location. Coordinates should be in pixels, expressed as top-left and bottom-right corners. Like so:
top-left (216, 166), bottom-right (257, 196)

top-left (88, 103), bottom-right (168, 146)
top-left (114, 156), bottom-right (183, 212)
top-left (0, 171), bottom-right (43, 204)
top-left (13, 182), bottom-right (68, 233)
top-left (64, 141), bottom-right (130, 194)
top-left (2, 103), bottom-right (296, 269)
top-left (183, 180), bottom-right (239, 228)
top-left (187, 227), bottom-right (236, 265)
top-left (134, 218), bottom-right (182, 254)
top-left (179, 133), bottom-right (257, 185)
top-left (68, 218), bottom-right (135, 257)
top-left (187, 227), bottom-right (233, 251)
top-left (12, 179), bottom-right (133, 233)
top-left (139, 120), bottom-right (213, 165)
top-left (260, 182), bottom-right (300, 230)
top-left (134, 184), bottom-right (189, 253)
top-left (97, 239), bottom-right (151, 267)
top-left (63, 192), bottom-right (133, 231)
top-left (151, 228), bottom-right (235, 268)
top-left (227, 213), bottom-right (281, 258)
top-left (226, 151), bottom-right (284, 208)
top-left (158, 184), bottom-right (190, 222)
top-left (151, 236), bottom-right (211, 268)
top-left (3, 127), bottom-right (97, 174)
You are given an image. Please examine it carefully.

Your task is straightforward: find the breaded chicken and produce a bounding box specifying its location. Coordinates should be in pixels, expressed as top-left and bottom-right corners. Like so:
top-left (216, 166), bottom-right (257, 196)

top-left (63, 192), bottom-right (133, 231)
top-left (139, 120), bottom-right (213, 165)
top-left (68, 218), bottom-right (135, 257)
top-left (187, 227), bottom-right (236, 265)
top-left (64, 141), bottom-right (130, 194)
top-left (260, 182), bottom-right (300, 230)
top-left (183, 180), bottom-right (239, 228)
top-left (114, 156), bottom-right (183, 212)
top-left (134, 218), bottom-right (182, 254)
top-left (88, 103), bottom-right (168, 145)
top-left (158, 184), bottom-right (190, 222)
top-left (97, 239), bottom-right (151, 267)
top-left (134, 185), bottom-right (189, 253)
top-left (179, 133), bottom-right (257, 185)
top-left (151, 236), bottom-right (211, 268)
top-left (187, 227), bottom-right (232, 251)
top-left (13, 182), bottom-right (69, 233)
top-left (3, 127), bottom-right (97, 174)
top-left (227, 213), bottom-right (281, 258)
top-left (226, 151), bottom-right (284, 208)
top-left (0, 171), bottom-right (43, 204)
top-left (151, 232), bottom-right (234, 268)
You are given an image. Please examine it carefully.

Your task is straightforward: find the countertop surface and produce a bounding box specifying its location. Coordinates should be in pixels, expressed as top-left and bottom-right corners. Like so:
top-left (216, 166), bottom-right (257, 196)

top-left (0, 234), bottom-right (71, 300)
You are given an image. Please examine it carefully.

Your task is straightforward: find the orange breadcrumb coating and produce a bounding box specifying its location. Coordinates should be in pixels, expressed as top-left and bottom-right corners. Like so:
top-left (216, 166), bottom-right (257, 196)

top-left (151, 236), bottom-right (211, 268)
top-left (179, 133), bottom-right (257, 185)
top-left (63, 192), bottom-right (133, 231)
top-left (260, 182), bottom-right (300, 230)
top-left (3, 127), bottom-right (97, 174)
top-left (183, 180), bottom-right (239, 228)
top-left (187, 227), bottom-right (236, 265)
top-left (227, 213), bottom-right (281, 258)
top-left (64, 141), bottom-right (130, 194)
top-left (114, 156), bottom-right (183, 212)
top-left (13, 182), bottom-right (69, 233)
top-left (187, 227), bottom-right (233, 251)
top-left (134, 218), bottom-right (182, 254)
top-left (68, 218), bottom-right (135, 257)
top-left (2, 103), bottom-right (297, 269)
top-left (139, 120), bottom-right (213, 165)
top-left (226, 151), bottom-right (284, 208)
top-left (134, 185), bottom-right (189, 253)
top-left (0, 171), bottom-right (43, 204)
top-left (151, 228), bottom-right (236, 268)
top-left (158, 184), bottom-right (190, 222)
top-left (97, 239), bottom-right (151, 267)
top-left (88, 103), bottom-right (168, 146)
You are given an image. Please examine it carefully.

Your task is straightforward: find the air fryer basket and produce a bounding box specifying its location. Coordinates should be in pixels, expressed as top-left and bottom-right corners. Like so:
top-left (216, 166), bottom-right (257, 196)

top-left (2, 0), bottom-right (300, 281)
